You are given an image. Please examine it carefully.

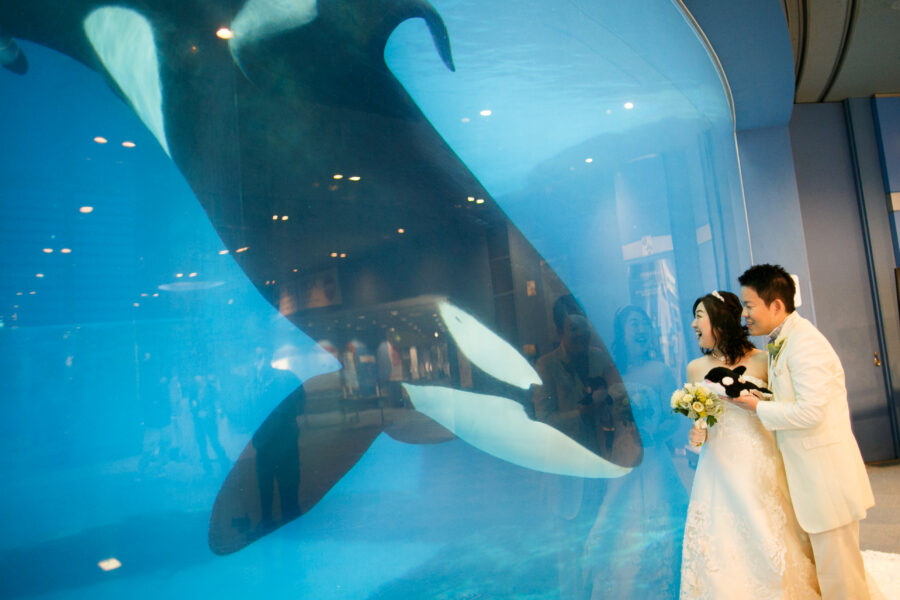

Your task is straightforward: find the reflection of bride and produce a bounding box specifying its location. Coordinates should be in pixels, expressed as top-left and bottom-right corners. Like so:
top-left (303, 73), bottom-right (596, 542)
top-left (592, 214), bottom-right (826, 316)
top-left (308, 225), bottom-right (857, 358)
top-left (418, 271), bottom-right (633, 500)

top-left (679, 291), bottom-right (818, 599)
top-left (582, 306), bottom-right (689, 599)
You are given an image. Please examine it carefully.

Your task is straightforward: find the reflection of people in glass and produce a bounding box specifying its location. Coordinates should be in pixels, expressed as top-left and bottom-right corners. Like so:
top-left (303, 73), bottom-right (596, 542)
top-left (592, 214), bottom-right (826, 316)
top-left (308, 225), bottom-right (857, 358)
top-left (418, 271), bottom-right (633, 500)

top-left (679, 291), bottom-right (819, 598)
top-left (532, 295), bottom-right (637, 600)
top-left (582, 305), bottom-right (687, 600)
top-left (252, 365), bottom-right (304, 531)
top-left (181, 366), bottom-right (228, 474)
top-left (533, 295), bottom-right (628, 456)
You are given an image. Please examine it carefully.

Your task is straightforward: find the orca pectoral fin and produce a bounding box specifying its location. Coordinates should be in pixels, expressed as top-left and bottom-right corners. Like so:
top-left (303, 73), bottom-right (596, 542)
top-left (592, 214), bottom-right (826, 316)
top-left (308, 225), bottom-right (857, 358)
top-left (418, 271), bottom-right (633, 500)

top-left (208, 381), bottom-right (384, 555)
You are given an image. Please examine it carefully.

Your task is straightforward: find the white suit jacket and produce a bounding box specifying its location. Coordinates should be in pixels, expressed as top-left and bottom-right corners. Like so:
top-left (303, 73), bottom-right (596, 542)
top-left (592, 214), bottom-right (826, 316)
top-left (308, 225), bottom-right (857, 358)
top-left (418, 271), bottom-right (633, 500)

top-left (756, 312), bottom-right (874, 534)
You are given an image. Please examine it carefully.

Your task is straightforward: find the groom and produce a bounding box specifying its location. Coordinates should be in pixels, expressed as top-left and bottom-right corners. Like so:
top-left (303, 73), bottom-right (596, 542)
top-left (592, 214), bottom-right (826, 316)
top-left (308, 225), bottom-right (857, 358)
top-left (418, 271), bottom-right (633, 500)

top-left (730, 264), bottom-right (875, 599)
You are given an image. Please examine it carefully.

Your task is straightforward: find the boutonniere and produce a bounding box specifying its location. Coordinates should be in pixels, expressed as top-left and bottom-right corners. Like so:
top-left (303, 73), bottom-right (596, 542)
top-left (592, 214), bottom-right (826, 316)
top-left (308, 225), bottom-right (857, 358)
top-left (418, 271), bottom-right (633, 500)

top-left (767, 338), bottom-right (786, 360)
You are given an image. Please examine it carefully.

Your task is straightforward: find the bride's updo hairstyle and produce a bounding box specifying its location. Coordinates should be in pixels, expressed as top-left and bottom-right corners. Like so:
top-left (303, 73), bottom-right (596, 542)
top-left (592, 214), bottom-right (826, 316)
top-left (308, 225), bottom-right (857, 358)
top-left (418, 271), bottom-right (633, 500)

top-left (692, 291), bottom-right (754, 364)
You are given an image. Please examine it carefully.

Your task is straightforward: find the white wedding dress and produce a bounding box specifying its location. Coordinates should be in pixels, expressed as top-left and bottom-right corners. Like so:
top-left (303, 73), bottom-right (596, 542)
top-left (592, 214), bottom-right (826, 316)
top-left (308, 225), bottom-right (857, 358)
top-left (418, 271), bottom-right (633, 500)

top-left (680, 375), bottom-right (820, 599)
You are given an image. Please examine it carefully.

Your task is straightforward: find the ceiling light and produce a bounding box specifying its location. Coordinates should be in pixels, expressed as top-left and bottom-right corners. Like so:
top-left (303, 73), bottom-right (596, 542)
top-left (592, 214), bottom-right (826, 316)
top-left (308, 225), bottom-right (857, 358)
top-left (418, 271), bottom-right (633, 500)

top-left (93, 136), bottom-right (108, 144)
top-left (236, 247), bottom-right (248, 253)
top-left (475, 198), bottom-right (485, 204)
top-left (467, 196), bottom-right (475, 202)
top-left (98, 558), bottom-right (122, 572)
top-left (122, 141), bottom-right (136, 148)
top-left (480, 109), bottom-right (492, 116)
top-left (272, 215), bottom-right (279, 220)
top-left (42, 248), bottom-right (53, 253)
top-left (349, 176), bottom-right (361, 181)
top-left (35, 273), bottom-right (44, 278)
top-left (80, 206), bottom-right (94, 214)
top-left (397, 228), bottom-right (405, 234)
top-left (61, 248), bottom-right (71, 254)
top-left (331, 252), bottom-right (338, 258)
top-left (339, 253), bottom-right (346, 258)
top-left (218, 249), bottom-right (229, 255)
top-left (585, 158), bottom-right (593, 163)
top-left (333, 174), bottom-right (343, 180)
top-left (281, 215), bottom-right (288, 221)
top-left (189, 272), bottom-right (197, 277)
top-left (176, 273), bottom-right (183, 278)
top-left (216, 28), bottom-right (233, 39)
top-left (624, 102), bottom-right (634, 110)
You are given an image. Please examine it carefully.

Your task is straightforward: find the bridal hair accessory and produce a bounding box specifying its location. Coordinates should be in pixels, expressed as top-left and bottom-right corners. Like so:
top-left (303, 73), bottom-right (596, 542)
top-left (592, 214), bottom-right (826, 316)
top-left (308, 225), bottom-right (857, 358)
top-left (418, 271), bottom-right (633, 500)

top-left (711, 290), bottom-right (725, 302)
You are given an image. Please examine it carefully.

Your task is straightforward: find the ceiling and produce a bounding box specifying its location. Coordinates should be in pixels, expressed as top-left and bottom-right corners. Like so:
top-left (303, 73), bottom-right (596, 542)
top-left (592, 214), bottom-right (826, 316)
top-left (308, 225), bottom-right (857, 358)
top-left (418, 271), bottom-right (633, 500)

top-left (783, 0), bottom-right (900, 103)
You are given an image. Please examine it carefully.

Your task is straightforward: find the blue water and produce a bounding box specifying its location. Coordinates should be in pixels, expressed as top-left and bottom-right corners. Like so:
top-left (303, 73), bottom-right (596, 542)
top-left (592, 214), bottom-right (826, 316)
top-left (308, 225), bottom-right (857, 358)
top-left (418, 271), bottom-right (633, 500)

top-left (1, 1), bottom-right (747, 597)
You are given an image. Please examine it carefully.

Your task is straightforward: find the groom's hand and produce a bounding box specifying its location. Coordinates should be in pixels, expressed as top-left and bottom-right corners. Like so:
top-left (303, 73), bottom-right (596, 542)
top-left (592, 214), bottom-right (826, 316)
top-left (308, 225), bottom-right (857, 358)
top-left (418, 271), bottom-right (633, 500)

top-left (729, 389), bottom-right (762, 413)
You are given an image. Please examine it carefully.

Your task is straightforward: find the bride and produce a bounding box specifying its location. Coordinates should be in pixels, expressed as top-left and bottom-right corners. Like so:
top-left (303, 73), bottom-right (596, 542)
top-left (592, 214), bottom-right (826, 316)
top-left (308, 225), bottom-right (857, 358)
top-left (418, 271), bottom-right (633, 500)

top-left (679, 290), bottom-right (819, 599)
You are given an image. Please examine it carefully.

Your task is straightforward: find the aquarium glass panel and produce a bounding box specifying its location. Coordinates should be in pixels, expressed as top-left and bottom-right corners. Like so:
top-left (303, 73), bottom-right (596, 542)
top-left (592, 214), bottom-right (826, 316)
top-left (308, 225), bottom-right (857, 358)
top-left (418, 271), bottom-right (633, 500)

top-left (0, 0), bottom-right (748, 598)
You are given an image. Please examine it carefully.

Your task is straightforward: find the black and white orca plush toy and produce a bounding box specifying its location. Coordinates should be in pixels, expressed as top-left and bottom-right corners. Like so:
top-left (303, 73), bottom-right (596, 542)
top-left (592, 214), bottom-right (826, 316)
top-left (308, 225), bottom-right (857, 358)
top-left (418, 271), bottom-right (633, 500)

top-left (704, 365), bottom-right (771, 398)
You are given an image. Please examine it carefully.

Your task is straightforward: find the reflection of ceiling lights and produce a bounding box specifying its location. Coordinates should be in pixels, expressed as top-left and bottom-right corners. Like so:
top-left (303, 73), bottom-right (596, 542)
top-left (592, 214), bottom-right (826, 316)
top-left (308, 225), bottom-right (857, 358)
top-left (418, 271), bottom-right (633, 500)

top-left (339, 253), bottom-right (347, 258)
top-left (585, 158), bottom-right (593, 163)
top-left (235, 247), bottom-right (248, 253)
top-left (480, 109), bottom-right (492, 116)
top-left (281, 215), bottom-right (288, 221)
top-left (624, 102), bottom-right (634, 110)
top-left (272, 215), bottom-right (278, 220)
top-left (189, 272), bottom-right (197, 278)
top-left (330, 252), bottom-right (338, 257)
top-left (467, 196), bottom-right (474, 202)
top-left (98, 558), bottom-right (122, 572)
top-left (80, 206), bottom-right (94, 214)
top-left (42, 248), bottom-right (53, 254)
top-left (475, 198), bottom-right (485, 204)
top-left (218, 249), bottom-right (229, 255)
top-left (93, 136), bottom-right (108, 144)
top-left (122, 141), bottom-right (136, 148)
top-left (61, 248), bottom-right (71, 253)
top-left (216, 27), bottom-right (233, 39)
top-left (461, 117), bottom-right (470, 123)
top-left (349, 176), bottom-right (361, 182)
top-left (397, 228), bottom-right (405, 234)
top-left (333, 174), bottom-right (343, 180)
top-left (159, 280), bottom-right (225, 292)
top-left (176, 273), bottom-right (183, 278)
top-left (35, 273), bottom-right (44, 278)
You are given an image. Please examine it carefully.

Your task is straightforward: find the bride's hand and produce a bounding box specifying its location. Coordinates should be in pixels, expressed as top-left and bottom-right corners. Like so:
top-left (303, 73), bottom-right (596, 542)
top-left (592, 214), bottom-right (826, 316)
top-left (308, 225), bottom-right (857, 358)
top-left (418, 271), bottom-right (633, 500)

top-left (688, 426), bottom-right (707, 446)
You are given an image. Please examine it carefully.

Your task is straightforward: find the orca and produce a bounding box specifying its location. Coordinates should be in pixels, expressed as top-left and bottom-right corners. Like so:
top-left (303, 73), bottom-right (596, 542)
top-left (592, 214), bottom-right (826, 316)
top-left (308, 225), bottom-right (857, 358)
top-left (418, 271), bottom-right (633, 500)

top-left (0, 0), bottom-right (642, 554)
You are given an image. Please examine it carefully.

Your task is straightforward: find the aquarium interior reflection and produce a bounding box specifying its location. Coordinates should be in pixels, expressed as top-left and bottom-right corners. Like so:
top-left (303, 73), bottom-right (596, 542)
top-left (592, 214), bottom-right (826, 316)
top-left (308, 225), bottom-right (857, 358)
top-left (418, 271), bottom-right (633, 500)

top-left (0, 0), bottom-right (749, 598)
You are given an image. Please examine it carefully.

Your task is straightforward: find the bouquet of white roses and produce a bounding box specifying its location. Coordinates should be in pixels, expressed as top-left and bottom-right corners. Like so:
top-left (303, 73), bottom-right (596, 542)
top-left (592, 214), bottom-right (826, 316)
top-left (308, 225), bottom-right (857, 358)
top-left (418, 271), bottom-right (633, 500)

top-left (670, 382), bottom-right (724, 445)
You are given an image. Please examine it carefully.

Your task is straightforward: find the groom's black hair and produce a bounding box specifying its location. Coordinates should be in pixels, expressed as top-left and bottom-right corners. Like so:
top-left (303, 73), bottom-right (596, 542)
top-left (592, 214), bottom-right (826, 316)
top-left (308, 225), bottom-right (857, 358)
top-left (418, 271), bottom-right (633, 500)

top-left (738, 264), bottom-right (796, 313)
